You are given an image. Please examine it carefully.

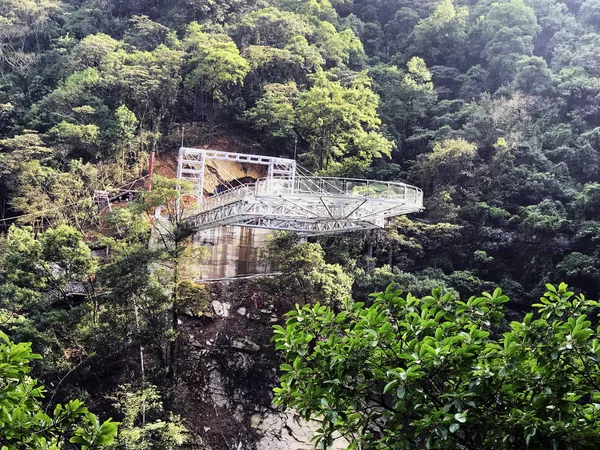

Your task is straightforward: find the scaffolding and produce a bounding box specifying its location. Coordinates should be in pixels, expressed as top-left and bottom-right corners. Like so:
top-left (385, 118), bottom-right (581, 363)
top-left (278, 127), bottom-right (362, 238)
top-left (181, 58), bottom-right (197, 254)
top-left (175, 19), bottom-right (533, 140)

top-left (177, 148), bottom-right (423, 234)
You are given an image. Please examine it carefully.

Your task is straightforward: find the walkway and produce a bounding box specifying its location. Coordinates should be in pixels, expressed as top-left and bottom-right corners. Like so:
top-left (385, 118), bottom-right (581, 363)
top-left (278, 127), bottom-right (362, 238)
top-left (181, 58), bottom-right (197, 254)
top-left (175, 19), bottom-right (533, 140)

top-left (177, 148), bottom-right (423, 234)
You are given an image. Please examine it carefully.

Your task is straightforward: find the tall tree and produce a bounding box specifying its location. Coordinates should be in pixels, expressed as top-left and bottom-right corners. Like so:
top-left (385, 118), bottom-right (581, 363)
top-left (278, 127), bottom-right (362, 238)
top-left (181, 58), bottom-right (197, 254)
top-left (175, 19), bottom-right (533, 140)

top-left (481, 0), bottom-right (541, 86)
top-left (411, 0), bottom-right (469, 67)
top-left (296, 70), bottom-right (393, 171)
top-left (183, 22), bottom-right (249, 119)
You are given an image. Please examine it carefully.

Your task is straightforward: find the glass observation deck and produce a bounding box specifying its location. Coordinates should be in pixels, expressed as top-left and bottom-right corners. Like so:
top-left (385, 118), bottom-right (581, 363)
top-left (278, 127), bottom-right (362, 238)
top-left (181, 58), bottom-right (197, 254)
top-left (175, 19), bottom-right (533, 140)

top-left (176, 148), bottom-right (423, 234)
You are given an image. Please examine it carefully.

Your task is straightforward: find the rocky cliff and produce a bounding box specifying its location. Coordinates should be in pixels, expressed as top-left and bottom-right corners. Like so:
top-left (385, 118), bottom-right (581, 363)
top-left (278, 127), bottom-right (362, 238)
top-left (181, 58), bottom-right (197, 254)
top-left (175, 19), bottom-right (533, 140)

top-left (173, 279), bottom-right (346, 450)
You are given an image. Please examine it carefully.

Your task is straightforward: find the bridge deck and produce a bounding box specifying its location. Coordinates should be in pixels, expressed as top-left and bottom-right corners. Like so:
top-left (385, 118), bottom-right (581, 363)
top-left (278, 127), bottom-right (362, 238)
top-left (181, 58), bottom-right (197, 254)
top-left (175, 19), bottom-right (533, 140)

top-left (175, 147), bottom-right (423, 234)
top-left (182, 175), bottom-right (423, 234)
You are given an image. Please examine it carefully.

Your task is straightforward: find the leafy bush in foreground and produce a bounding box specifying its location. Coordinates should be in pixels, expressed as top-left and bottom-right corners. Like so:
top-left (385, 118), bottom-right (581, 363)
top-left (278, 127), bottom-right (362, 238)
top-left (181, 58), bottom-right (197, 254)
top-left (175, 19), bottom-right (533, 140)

top-left (274, 283), bottom-right (600, 449)
top-left (0, 332), bottom-right (117, 450)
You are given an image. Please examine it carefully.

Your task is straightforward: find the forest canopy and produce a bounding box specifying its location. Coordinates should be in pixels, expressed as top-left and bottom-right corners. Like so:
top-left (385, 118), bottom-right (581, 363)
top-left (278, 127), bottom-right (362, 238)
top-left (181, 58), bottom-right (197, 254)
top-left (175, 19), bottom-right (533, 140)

top-left (1, 0), bottom-right (598, 305)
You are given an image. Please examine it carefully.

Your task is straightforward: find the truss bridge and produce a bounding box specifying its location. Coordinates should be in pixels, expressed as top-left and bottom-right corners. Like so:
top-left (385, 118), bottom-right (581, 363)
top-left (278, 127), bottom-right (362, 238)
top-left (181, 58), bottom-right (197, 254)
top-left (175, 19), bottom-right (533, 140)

top-left (176, 148), bottom-right (424, 235)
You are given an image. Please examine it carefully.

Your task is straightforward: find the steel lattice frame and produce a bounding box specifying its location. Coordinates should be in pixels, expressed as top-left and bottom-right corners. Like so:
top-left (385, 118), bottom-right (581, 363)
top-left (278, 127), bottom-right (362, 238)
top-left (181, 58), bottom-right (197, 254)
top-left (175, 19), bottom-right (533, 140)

top-left (177, 147), bottom-right (296, 200)
top-left (177, 148), bottom-right (424, 235)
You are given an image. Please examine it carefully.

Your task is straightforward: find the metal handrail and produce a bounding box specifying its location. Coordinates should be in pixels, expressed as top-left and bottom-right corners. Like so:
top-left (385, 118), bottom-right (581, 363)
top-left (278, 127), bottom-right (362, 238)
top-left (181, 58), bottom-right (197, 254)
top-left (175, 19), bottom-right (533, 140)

top-left (256, 176), bottom-right (422, 200)
top-left (192, 176), bottom-right (423, 214)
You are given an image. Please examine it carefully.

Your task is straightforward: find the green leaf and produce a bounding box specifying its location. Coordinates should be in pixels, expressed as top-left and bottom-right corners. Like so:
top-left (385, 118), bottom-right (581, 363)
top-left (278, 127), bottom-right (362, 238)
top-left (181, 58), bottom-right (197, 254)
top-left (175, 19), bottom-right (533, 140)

top-left (383, 380), bottom-right (397, 394)
top-left (396, 385), bottom-right (405, 399)
top-left (455, 413), bottom-right (467, 423)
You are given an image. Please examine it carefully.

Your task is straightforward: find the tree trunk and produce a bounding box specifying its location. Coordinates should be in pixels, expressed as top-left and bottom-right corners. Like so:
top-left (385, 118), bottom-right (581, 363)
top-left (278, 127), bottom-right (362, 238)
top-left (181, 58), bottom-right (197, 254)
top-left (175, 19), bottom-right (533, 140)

top-left (168, 256), bottom-right (180, 381)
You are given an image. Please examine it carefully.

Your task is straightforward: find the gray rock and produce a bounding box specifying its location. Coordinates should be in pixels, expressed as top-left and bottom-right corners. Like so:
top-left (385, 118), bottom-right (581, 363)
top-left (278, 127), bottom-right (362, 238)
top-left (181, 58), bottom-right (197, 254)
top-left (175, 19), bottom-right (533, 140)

top-left (212, 300), bottom-right (231, 317)
top-left (252, 409), bottom-right (348, 450)
top-left (231, 338), bottom-right (260, 352)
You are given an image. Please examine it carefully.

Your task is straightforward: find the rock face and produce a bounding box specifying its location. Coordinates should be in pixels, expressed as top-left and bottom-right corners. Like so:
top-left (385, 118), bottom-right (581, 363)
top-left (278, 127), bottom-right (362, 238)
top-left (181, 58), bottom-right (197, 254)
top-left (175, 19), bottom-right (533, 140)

top-left (174, 280), bottom-right (347, 450)
top-left (252, 411), bottom-right (347, 450)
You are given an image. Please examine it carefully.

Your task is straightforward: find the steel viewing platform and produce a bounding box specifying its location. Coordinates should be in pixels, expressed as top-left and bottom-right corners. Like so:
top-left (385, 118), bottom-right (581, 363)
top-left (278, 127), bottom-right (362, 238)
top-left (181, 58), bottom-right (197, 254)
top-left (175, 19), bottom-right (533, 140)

top-left (176, 148), bottom-right (424, 235)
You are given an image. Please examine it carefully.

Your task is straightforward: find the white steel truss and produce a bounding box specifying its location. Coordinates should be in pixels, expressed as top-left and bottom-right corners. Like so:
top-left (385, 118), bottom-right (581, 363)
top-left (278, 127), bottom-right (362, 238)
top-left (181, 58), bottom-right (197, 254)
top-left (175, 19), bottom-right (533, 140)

top-left (177, 147), bottom-right (296, 201)
top-left (177, 148), bottom-right (424, 235)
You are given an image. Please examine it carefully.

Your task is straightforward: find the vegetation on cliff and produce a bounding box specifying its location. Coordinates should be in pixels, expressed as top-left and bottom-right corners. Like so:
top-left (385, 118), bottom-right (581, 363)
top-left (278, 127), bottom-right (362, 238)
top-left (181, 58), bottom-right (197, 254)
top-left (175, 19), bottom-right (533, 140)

top-left (0, 0), bottom-right (600, 447)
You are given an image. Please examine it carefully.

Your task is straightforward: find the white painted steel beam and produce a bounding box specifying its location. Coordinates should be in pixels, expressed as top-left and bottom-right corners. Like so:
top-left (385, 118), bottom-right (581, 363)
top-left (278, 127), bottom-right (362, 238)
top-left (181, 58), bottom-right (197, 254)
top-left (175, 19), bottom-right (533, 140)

top-left (176, 148), bottom-right (423, 235)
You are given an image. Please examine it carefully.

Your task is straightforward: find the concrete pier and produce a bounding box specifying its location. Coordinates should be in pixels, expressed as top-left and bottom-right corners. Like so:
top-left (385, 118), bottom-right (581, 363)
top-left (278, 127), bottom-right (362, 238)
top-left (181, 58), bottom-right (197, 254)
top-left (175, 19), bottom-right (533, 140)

top-left (191, 226), bottom-right (273, 279)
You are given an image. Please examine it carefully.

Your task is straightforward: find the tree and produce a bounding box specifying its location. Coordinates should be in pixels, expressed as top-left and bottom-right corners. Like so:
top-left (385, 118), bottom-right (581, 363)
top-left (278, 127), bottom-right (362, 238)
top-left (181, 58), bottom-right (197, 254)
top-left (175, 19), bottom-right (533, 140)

top-left (419, 138), bottom-right (478, 187)
top-left (579, 0), bottom-right (600, 28)
top-left (526, 0), bottom-right (569, 54)
top-left (373, 58), bottom-right (437, 149)
top-left (71, 33), bottom-right (121, 70)
top-left (411, 0), bottom-right (468, 67)
top-left (183, 22), bottom-right (249, 111)
top-left (512, 56), bottom-right (554, 96)
top-left (384, 7), bottom-right (420, 58)
top-left (123, 15), bottom-right (176, 51)
top-left (461, 92), bottom-right (534, 150)
top-left (519, 199), bottom-right (568, 234)
top-left (278, 0), bottom-right (338, 23)
top-left (96, 217), bottom-right (169, 379)
top-left (167, 0), bottom-right (251, 24)
top-left (576, 182), bottom-right (600, 219)
top-left (459, 65), bottom-right (489, 101)
top-left (481, 0), bottom-right (541, 86)
top-left (263, 232), bottom-right (353, 307)
top-left (10, 160), bottom-right (105, 231)
top-left (296, 70), bottom-right (393, 170)
top-left (244, 82), bottom-right (298, 140)
top-left (111, 105), bottom-right (140, 180)
top-left (0, 132), bottom-right (52, 209)
top-left (48, 120), bottom-right (100, 158)
top-left (274, 283), bottom-right (600, 449)
top-left (0, 224), bottom-right (100, 375)
top-left (312, 21), bottom-right (365, 68)
top-left (108, 383), bottom-right (187, 450)
top-left (124, 175), bottom-right (208, 378)
top-left (242, 41), bottom-right (322, 91)
top-left (0, 331), bottom-right (117, 449)
top-left (557, 253), bottom-right (600, 295)
top-left (27, 68), bottom-right (108, 135)
top-left (0, 0), bottom-right (64, 75)
top-left (102, 45), bottom-right (184, 152)
top-left (0, 224), bottom-right (95, 309)
top-left (234, 7), bottom-right (312, 48)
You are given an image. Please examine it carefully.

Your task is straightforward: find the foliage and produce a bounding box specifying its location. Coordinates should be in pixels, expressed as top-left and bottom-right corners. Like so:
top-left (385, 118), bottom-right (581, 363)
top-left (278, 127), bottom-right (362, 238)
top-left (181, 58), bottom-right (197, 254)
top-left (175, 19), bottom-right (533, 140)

top-left (0, 224), bottom-right (95, 310)
top-left (263, 232), bottom-right (353, 307)
top-left (0, 0), bottom-right (596, 311)
top-left (108, 383), bottom-right (187, 450)
top-left (274, 283), bottom-right (600, 449)
top-left (118, 175), bottom-right (208, 378)
top-left (9, 160), bottom-right (106, 231)
top-left (183, 22), bottom-right (250, 101)
top-left (296, 70), bottom-right (392, 170)
top-left (2, 0), bottom-right (600, 444)
top-left (244, 82), bottom-right (298, 139)
top-left (421, 138), bottom-right (477, 185)
top-left (0, 331), bottom-right (117, 449)
top-left (411, 0), bottom-right (468, 67)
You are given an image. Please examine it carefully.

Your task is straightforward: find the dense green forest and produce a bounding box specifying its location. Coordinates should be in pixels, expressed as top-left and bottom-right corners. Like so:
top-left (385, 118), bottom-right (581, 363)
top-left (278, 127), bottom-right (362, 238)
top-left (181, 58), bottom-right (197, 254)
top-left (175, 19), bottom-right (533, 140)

top-left (1, 0), bottom-right (600, 448)
top-left (1, 0), bottom-right (599, 304)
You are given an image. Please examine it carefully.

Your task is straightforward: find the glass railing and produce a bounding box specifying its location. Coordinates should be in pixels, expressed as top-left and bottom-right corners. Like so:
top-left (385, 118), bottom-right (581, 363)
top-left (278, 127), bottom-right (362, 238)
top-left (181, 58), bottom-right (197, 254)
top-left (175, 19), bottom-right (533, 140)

top-left (259, 177), bottom-right (423, 202)
top-left (192, 176), bottom-right (423, 213)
